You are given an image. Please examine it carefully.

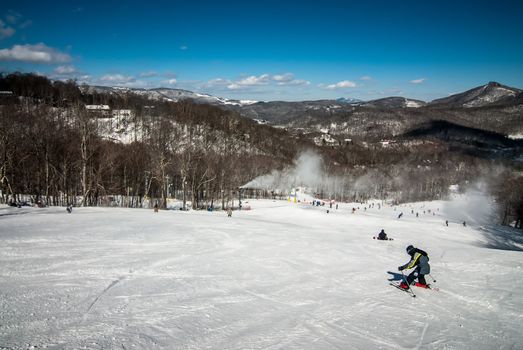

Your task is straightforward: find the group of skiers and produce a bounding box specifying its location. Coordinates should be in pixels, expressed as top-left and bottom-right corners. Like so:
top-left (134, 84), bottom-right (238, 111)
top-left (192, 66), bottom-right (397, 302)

top-left (376, 229), bottom-right (431, 290)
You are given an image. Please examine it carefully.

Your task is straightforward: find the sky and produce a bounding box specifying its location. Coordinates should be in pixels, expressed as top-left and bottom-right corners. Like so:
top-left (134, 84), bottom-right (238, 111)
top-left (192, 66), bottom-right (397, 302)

top-left (1, 0), bottom-right (522, 101)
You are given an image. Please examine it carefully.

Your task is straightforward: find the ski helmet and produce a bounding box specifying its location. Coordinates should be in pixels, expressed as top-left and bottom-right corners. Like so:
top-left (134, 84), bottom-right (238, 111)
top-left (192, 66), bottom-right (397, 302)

top-left (406, 245), bottom-right (414, 253)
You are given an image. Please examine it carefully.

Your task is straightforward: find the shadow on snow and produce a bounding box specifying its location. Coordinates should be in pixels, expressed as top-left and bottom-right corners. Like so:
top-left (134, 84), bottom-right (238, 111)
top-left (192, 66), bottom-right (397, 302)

top-left (477, 225), bottom-right (523, 252)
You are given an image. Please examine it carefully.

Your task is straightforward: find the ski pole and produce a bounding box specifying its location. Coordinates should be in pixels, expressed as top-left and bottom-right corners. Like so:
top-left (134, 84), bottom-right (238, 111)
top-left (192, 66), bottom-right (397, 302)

top-left (428, 274), bottom-right (436, 283)
top-left (400, 270), bottom-right (416, 297)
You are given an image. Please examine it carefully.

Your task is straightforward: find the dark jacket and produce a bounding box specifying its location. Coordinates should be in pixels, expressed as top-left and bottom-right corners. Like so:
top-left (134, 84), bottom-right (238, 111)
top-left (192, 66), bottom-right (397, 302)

top-left (400, 248), bottom-right (430, 274)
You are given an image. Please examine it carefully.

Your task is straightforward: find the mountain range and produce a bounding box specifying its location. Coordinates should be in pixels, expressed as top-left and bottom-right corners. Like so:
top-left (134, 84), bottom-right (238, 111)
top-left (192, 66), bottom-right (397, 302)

top-left (87, 81), bottom-right (522, 110)
top-left (86, 82), bottom-right (523, 126)
top-left (82, 81), bottom-right (523, 145)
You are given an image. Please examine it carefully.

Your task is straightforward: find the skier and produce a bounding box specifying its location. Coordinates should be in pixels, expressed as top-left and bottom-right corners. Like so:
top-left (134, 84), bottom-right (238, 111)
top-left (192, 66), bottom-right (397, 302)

top-left (227, 207), bottom-right (232, 217)
top-left (446, 220), bottom-right (449, 226)
top-left (397, 212), bottom-right (403, 219)
top-left (66, 204), bottom-right (73, 213)
top-left (376, 229), bottom-right (388, 240)
top-left (398, 245), bottom-right (430, 289)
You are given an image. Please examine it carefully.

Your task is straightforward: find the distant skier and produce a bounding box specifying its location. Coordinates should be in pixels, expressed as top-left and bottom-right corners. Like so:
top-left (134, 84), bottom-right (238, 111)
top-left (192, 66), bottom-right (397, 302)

top-left (398, 245), bottom-right (430, 289)
top-left (227, 207), bottom-right (232, 217)
top-left (397, 212), bottom-right (403, 219)
top-left (376, 229), bottom-right (388, 240)
top-left (463, 221), bottom-right (466, 227)
top-left (153, 203), bottom-right (159, 213)
top-left (66, 204), bottom-right (73, 213)
top-left (446, 220), bottom-right (449, 227)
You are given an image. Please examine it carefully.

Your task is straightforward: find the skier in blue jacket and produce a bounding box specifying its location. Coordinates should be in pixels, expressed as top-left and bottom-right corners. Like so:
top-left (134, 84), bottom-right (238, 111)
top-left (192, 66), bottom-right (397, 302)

top-left (398, 245), bottom-right (430, 289)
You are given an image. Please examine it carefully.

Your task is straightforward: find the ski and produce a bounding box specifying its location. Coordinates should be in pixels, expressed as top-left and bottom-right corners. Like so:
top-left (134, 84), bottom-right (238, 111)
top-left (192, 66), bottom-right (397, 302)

top-left (390, 282), bottom-right (416, 297)
top-left (413, 284), bottom-right (439, 291)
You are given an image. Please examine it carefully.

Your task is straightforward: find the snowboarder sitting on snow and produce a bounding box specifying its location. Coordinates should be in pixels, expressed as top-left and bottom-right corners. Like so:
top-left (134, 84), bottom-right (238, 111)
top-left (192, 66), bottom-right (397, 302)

top-left (377, 229), bottom-right (388, 240)
top-left (398, 245), bottom-right (430, 289)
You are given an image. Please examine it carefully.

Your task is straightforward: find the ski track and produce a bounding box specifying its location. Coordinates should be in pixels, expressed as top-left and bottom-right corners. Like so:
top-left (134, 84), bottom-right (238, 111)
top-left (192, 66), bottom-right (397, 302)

top-left (415, 322), bottom-right (429, 350)
top-left (85, 276), bottom-right (125, 314)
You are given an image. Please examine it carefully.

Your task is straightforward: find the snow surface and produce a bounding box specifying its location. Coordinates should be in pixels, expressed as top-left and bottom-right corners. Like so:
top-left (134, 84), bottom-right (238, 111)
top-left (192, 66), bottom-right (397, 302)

top-left (1, 199), bottom-right (522, 349)
top-left (508, 133), bottom-right (523, 140)
top-left (463, 86), bottom-right (516, 107)
top-left (405, 99), bottom-right (423, 108)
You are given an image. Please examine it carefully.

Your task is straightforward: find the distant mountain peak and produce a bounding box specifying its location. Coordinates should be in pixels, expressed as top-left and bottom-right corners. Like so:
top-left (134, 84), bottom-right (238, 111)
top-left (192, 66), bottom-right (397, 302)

top-left (430, 82), bottom-right (521, 108)
top-left (336, 97), bottom-right (364, 105)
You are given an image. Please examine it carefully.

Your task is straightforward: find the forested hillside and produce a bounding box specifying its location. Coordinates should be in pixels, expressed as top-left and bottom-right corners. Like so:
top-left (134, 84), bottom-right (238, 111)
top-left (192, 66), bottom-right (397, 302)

top-left (1, 73), bottom-right (521, 227)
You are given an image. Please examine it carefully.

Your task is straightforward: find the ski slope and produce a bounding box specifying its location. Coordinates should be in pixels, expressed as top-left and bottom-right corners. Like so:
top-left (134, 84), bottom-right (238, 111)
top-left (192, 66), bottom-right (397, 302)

top-left (0, 199), bottom-right (522, 349)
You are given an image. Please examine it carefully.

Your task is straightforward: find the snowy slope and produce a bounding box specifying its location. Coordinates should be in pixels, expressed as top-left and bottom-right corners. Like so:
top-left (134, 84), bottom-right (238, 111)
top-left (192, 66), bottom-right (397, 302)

top-left (363, 97), bottom-right (427, 108)
top-left (430, 82), bottom-right (522, 108)
top-left (0, 199), bottom-right (522, 349)
top-left (82, 85), bottom-right (258, 106)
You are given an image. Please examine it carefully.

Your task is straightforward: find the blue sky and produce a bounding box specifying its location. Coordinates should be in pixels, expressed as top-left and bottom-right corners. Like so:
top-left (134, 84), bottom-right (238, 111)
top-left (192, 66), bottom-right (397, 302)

top-left (1, 0), bottom-right (522, 101)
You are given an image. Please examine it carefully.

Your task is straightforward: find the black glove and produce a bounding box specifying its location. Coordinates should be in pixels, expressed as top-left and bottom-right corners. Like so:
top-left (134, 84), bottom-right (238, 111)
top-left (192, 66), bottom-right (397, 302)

top-left (398, 266), bottom-right (404, 271)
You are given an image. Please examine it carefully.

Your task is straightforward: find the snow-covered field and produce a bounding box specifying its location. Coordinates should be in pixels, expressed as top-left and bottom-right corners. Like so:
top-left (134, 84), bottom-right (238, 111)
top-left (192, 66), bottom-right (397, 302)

top-left (1, 199), bottom-right (522, 349)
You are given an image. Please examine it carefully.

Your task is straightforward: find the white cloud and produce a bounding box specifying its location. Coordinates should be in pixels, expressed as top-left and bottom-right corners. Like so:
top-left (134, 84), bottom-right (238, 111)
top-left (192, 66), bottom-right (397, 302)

top-left (360, 76), bottom-right (372, 81)
top-left (0, 19), bottom-right (15, 39)
top-left (139, 70), bottom-right (158, 78)
top-left (99, 74), bottom-right (135, 83)
top-left (236, 74), bottom-right (270, 86)
top-left (204, 73), bottom-right (310, 92)
top-left (410, 78), bottom-right (425, 84)
top-left (54, 65), bottom-right (77, 75)
top-left (0, 43), bottom-right (71, 63)
top-left (204, 78), bottom-right (232, 88)
top-left (161, 78), bottom-right (177, 85)
top-left (278, 79), bottom-right (310, 86)
top-left (272, 73), bottom-right (310, 86)
top-left (324, 80), bottom-right (357, 89)
top-left (227, 83), bottom-right (242, 90)
top-left (273, 73), bottom-right (294, 82)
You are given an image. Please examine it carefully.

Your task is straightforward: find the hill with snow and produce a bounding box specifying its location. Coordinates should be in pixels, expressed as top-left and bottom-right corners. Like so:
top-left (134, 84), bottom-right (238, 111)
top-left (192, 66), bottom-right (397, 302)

top-left (430, 82), bottom-right (522, 108)
top-left (79, 82), bottom-right (523, 140)
top-left (81, 85), bottom-right (258, 106)
top-left (363, 96), bottom-right (427, 108)
top-left (1, 198), bottom-right (522, 349)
